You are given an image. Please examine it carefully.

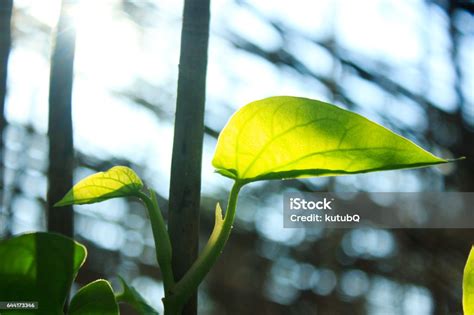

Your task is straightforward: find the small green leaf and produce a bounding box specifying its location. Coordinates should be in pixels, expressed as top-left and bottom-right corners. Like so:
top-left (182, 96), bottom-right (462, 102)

top-left (207, 203), bottom-right (224, 248)
top-left (464, 247), bottom-right (474, 314)
top-left (55, 166), bottom-right (143, 207)
top-left (213, 96), bottom-right (449, 182)
top-left (69, 279), bottom-right (118, 315)
top-left (116, 276), bottom-right (159, 315)
top-left (0, 232), bottom-right (86, 315)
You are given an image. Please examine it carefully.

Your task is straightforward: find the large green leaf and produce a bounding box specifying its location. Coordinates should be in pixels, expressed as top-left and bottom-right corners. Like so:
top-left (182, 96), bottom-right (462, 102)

top-left (213, 96), bottom-right (448, 182)
top-left (55, 166), bottom-right (143, 207)
top-left (68, 279), bottom-right (118, 315)
top-left (464, 247), bottom-right (474, 314)
top-left (116, 276), bottom-right (159, 315)
top-left (0, 232), bottom-right (86, 315)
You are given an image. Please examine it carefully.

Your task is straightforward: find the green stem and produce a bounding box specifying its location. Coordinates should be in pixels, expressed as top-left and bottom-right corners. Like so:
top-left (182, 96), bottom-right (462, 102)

top-left (137, 190), bottom-right (175, 295)
top-left (164, 181), bottom-right (243, 311)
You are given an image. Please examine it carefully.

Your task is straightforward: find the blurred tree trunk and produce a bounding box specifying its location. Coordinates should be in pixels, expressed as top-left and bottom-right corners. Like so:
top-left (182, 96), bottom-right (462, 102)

top-left (0, 0), bottom-right (13, 231)
top-left (168, 0), bottom-right (210, 314)
top-left (47, 0), bottom-right (76, 238)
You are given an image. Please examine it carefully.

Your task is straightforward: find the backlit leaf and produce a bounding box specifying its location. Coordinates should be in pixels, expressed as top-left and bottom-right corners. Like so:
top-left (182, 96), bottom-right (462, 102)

top-left (55, 166), bottom-right (143, 207)
top-left (464, 247), bottom-right (474, 314)
top-left (0, 232), bottom-right (86, 315)
top-left (213, 96), bottom-right (448, 182)
top-left (69, 280), bottom-right (118, 315)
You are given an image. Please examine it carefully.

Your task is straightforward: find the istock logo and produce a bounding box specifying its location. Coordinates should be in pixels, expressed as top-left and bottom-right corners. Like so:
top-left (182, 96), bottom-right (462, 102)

top-left (289, 197), bottom-right (333, 210)
top-left (284, 193), bottom-right (363, 228)
top-left (285, 192), bottom-right (474, 229)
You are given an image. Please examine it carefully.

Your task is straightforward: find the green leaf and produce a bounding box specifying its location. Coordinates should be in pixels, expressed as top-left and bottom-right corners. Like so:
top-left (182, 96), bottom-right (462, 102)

top-left (204, 203), bottom-right (224, 252)
top-left (69, 279), bottom-right (119, 315)
top-left (116, 276), bottom-right (159, 315)
top-left (464, 247), bottom-right (474, 314)
top-left (55, 166), bottom-right (143, 207)
top-left (0, 232), bottom-right (86, 315)
top-left (213, 96), bottom-right (448, 182)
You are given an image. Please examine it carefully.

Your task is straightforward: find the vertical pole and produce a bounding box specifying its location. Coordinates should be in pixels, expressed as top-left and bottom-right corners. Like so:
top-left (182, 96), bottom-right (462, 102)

top-left (47, 0), bottom-right (76, 238)
top-left (168, 0), bottom-right (210, 314)
top-left (45, 2), bottom-right (76, 312)
top-left (0, 0), bottom-right (13, 236)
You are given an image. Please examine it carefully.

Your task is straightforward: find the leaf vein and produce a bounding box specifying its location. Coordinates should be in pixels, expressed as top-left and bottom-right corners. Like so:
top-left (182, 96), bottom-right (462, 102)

top-left (241, 117), bottom-right (339, 177)
top-left (263, 146), bottom-right (412, 174)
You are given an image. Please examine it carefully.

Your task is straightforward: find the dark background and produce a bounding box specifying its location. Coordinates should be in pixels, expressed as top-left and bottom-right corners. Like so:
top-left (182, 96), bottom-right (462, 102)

top-left (0, 0), bottom-right (473, 314)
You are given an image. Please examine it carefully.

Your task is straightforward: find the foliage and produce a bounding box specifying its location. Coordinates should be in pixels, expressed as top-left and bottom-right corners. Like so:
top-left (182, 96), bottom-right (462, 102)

top-left (1, 96), bottom-right (454, 315)
top-left (116, 276), bottom-right (160, 315)
top-left (68, 280), bottom-right (118, 315)
top-left (54, 166), bottom-right (143, 206)
top-left (464, 247), bottom-right (474, 314)
top-left (0, 233), bottom-right (85, 315)
top-left (0, 232), bottom-right (155, 315)
top-left (213, 96), bottom-right (447, 182)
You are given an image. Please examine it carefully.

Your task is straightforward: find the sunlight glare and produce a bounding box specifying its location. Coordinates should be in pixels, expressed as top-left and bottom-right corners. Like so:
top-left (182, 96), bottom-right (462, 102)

top-left (74, 0), bottom-right (139, 88)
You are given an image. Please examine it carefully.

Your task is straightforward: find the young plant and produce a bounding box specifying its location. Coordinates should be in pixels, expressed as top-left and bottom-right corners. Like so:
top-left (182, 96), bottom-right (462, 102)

top-left (0, 96), bottom-right (454, 314)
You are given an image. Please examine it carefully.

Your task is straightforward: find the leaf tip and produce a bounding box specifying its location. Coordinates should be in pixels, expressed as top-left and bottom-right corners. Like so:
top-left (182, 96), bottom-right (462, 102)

top-left (116, 275), bottom-right (128, 296)
top-left (452, 156), bottom-right (467, 162)
top-left (53, 199), bottom-right (68, 207)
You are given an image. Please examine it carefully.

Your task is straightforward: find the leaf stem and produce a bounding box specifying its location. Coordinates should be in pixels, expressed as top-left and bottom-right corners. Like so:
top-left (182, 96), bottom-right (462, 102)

top-left (163, 180), bottom-right (243, 311)
top-left (137, 190), bottom-right (175, 295)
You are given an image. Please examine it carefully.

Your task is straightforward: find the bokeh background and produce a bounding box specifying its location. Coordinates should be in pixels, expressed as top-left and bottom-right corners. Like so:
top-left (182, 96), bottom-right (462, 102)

top-left (1, 0), bottom-right (473, 314)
